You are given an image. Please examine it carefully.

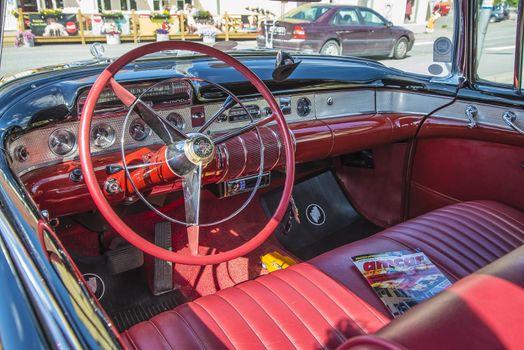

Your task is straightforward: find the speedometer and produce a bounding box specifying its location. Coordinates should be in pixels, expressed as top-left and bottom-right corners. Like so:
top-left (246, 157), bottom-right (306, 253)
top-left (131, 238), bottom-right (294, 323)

top-left (48, 129), bottom-right (76, 156)
top-left (92, 123), bottom-right (116, 149)
top-left (129, 119), bottom-right (151, 141)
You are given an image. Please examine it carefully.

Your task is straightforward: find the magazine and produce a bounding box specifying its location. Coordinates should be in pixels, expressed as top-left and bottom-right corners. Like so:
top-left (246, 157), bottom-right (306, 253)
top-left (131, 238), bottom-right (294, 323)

top-left (352, 250), bottom-right (452, 318)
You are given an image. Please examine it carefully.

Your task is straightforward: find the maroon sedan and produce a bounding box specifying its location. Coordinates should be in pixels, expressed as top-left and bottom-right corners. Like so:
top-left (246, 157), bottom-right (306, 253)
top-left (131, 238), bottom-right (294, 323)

top-left (257, 4), bottom-right (415, 59)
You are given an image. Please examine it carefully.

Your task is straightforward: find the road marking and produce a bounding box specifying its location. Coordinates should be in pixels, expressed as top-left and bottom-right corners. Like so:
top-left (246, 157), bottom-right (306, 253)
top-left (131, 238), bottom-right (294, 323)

top-left (486, 45), bottom-right (516, 51)
top-left (414, 41), bottom-right (434, 46)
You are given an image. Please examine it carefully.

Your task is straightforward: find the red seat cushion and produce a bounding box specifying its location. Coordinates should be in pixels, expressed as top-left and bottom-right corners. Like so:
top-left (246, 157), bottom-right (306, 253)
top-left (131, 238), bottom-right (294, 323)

top-left (310, 200), bottom-right (524, 317)
top-left (122, 201), bottom-right (524, 349)
top-left (124, 263), bottom-right (390, 350)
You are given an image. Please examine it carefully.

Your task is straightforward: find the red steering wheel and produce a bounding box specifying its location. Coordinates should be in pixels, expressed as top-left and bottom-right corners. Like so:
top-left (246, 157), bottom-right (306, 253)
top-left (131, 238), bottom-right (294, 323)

top-left (79, 41), bottom-right (295, 265)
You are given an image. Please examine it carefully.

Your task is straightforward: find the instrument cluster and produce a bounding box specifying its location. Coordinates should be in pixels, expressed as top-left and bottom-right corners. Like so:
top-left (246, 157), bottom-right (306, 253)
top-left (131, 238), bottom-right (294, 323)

top-left (8, 88), bottom-right (317, 177)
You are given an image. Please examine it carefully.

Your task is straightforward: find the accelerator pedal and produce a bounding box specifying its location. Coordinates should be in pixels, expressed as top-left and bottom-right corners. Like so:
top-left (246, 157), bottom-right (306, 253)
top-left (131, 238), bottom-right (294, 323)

top-left (153, 222), bottom-right (175, 295)
top-left (105, 239), bottom-right (144, 275)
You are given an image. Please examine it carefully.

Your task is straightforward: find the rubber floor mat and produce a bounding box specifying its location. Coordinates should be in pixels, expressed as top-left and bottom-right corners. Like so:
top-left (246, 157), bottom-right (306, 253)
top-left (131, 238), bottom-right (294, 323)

top-left (261, 171), bottom-right (381, 260)
top-left (74, 255), bottom-right (185, 331)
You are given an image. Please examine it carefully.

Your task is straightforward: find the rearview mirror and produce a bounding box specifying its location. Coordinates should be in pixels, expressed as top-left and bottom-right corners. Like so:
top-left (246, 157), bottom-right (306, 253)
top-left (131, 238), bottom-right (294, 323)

top-left (272, 50), bottom-right (301, 82)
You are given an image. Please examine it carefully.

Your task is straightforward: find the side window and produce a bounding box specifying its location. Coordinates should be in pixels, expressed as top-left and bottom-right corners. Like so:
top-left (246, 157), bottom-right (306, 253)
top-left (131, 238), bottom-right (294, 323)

top-left (476, 1), bottom-right (519, 85)
top-left (331, 9), bottom-right (360, 26)
top-left (359, 9), bottom-right (386, 26)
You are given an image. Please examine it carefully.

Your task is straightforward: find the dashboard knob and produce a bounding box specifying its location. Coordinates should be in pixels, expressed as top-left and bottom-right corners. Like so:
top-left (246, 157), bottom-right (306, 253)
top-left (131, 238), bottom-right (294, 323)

top-left (263, 107), bottom-right (273, 117)
top-left (105, 178), bottom-right (122, 194)
top-left (69, 167), bottom-right (83, 182)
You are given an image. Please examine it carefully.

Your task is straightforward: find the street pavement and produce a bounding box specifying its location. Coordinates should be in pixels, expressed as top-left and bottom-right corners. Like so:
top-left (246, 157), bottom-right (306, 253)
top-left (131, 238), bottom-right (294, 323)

top-left (0, 18), bottom-right (518, 83)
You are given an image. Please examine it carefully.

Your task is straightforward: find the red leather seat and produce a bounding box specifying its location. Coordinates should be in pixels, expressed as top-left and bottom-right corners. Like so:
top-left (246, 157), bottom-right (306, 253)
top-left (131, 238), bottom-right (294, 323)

top-left (122, 201), bottom-right (524, 349)
top-left (341, 244), bottom-right (524, 350)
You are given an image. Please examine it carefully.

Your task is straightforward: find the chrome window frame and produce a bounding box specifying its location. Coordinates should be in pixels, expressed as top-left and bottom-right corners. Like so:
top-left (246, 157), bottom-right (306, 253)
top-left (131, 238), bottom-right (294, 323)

top-left (472, 0), bottom-right (524, 94)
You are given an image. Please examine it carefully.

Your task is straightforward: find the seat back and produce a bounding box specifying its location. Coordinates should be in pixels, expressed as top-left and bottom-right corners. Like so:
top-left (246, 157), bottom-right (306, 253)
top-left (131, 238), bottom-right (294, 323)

top-left (339, 245), bottom-right (524, 350)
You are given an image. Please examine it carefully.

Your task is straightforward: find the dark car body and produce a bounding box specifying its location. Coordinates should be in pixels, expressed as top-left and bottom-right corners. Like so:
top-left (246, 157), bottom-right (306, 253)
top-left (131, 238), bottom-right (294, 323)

top-left (257, 4), bottom-right (415, 58)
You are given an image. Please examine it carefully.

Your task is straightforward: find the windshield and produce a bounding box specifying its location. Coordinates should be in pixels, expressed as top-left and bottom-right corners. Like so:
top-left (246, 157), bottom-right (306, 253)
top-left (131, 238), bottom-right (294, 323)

top-left (0, 1), bottom-right (464, 79)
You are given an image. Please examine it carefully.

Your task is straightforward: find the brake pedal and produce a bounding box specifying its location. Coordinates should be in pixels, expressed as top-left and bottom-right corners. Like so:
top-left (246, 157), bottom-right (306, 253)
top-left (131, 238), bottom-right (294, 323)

top-left (153, 222), bottom-right (175, 295)
top-left (105, 242), bottom-right (144, 275)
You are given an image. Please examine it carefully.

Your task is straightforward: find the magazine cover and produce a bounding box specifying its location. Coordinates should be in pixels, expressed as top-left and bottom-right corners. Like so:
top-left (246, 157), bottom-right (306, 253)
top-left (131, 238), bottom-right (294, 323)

top-left (352, 250), bottom-right (452, 318)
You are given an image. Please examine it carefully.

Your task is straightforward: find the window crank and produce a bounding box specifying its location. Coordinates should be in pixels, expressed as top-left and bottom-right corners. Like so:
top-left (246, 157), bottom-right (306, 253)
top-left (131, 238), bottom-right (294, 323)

top-left (464, 105), bottom-right (478, 129)
top-left (503, 111), bottom-right (524, 136)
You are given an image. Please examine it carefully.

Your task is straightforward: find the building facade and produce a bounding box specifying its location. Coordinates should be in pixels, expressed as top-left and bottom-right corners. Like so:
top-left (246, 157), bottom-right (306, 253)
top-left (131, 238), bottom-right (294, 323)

top-left (6, 0), bottom-right (434, 33)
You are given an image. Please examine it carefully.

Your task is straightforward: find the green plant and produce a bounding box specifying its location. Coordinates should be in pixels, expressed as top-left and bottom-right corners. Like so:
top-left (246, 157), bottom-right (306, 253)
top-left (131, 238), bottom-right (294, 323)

top-left (101, 11), bottom-right (124, 19)
top-left (494, 0), bottom-right (518, 6)
top-left (193, 10), bottom-right (212, 20)
top-left (150, 11), bottom-right (170, 20)
top-left (40, 8), bottom-right (63, 17)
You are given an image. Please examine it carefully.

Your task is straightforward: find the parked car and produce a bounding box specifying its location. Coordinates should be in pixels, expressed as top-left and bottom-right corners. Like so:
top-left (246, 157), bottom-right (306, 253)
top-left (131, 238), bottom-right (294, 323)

top-left (490, 4), bottom-right (510, 22)
top-left (257, 4), bottom-right (415, 59)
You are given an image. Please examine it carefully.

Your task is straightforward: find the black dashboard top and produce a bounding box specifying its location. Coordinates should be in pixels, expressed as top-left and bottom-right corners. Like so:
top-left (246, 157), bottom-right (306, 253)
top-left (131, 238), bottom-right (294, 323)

top-left (0, 52), bottom-right (437, 135)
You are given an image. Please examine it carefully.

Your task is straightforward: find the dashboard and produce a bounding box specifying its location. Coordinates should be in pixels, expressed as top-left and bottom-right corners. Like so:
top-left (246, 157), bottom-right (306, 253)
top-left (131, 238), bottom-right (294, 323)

top-left (0, 54), bottom-right (460, 218)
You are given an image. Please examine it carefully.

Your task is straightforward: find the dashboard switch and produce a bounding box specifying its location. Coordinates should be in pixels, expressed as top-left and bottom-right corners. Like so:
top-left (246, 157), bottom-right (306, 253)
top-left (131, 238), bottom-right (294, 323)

top-left (69, 167), bottom-right (83, 182)
top-left (279, 97), bottom-right (292, 115)
top-left (191, 106), bottom-right (206, 127)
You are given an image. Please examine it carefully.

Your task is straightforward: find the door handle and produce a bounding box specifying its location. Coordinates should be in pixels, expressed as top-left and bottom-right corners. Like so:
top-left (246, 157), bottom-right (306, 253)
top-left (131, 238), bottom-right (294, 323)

top-left (464, 105), bottom-right (478, 128)
top-left (503, 111), bottom-right (524, 135)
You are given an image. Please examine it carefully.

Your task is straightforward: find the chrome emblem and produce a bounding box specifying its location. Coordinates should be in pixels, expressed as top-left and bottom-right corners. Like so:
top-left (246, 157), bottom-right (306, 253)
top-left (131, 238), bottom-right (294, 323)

top-left (306, 203), bottom-right (326, 226)
top-left (82, 273), bottom-right (106, 300)
top-left (192, 136), bottom-right (214, 159)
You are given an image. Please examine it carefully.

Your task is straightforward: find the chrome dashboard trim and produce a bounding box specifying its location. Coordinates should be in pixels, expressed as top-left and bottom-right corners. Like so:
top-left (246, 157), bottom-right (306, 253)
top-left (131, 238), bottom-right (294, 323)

top-left (315, 90), bottom-right (375, 119)
top-left (9, 92), bottom-right (317, 177)
top-left (376, 90), bottom-right (452, 115)
top-left (9, 89), bottom-right (456, 177)
top-left (432, 100), bottom-right (524, 131)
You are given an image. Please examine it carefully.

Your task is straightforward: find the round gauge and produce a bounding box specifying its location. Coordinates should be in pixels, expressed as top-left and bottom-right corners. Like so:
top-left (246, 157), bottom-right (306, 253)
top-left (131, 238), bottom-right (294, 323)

top-left (92, 123), bottom-right (116, 149)
top-left (263, 107), bottom-right (273, 117)
top-left (49, 129), bottom-right (76, 156)
top-left (14, 145), bottom-right (29, 162)
top-left (296, 97), bottom-right (312, 117)
top-left (166, 112), bottom-right (186, 130)
top-left (129, 119), bottom-right (151, 142)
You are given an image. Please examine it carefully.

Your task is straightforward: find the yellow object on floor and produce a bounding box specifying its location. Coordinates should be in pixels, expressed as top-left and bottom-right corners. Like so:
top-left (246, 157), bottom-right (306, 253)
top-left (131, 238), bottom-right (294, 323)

top-left (261, 251), bottom-right (298, 272)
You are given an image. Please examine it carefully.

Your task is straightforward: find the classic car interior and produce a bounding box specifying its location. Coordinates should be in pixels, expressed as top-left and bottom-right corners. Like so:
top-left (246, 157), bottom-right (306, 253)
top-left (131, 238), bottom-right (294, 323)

top-left (1, 1), bottom-right (524, 349)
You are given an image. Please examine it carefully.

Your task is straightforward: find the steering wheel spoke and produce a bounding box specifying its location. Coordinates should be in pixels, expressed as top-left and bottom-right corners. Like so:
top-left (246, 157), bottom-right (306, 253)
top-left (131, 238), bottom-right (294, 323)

top-left (109, 78), bottom-right (187, 144)
top-left (213, 114), bottom-right (275, 145)
top-left (182, 163), bottom-right (202, 255)
top-left (197, 95), bottom-right (237, 133)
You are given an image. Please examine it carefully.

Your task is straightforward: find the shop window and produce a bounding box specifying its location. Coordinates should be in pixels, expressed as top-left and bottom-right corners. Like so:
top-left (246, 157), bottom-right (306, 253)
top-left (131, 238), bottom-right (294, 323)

top-left (97, 0), bottom-right (111, 11)
top-left (44, 0), bottom-right (64, 9)
top-left (120, 0), bottom-right (137, 11)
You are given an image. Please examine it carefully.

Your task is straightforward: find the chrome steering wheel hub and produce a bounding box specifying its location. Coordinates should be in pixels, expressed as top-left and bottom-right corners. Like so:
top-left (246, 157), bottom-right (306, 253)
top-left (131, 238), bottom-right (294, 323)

top-left (165, 133), bottom-right (215, 177)
top-left (185, 134), bottom-right (215, 165)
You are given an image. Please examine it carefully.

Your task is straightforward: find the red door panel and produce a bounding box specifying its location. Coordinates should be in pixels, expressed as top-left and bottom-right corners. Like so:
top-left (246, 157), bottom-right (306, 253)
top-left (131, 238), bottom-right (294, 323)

top-left (410, 136), bottom-right (524, 218)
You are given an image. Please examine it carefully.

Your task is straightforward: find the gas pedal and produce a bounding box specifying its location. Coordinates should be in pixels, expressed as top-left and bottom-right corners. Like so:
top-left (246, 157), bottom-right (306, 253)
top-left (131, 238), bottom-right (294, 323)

top-left (153, 222), bottom-right (175, 295)
top-left (105, 243), bottom-right (144, 275)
